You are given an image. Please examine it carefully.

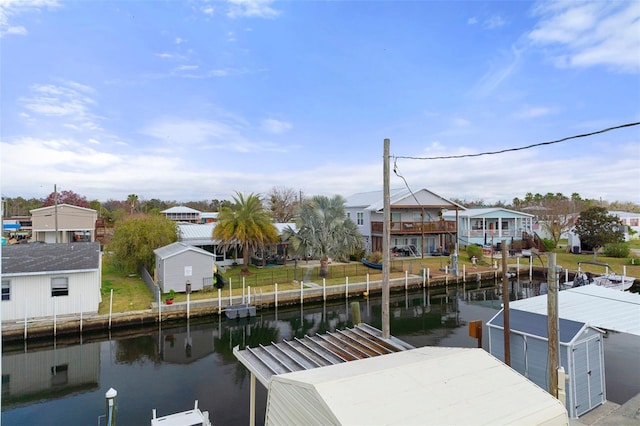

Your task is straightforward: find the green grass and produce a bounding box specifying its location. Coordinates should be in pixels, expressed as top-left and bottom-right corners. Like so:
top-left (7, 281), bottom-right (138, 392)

top-left (99, 255), bottom-right (154, 314)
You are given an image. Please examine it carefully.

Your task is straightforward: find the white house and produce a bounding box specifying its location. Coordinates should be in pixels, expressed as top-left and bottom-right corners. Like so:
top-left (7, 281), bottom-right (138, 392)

top-left (161, 206), bottom-right (201, 223)
top-left (610, 211), bottom-right (639, 241)
top-left (442, 207), bottom-right (535, 249)
top-left (1, 242), bottom-right (102, 322)
top-left (30, 204), bottom-right (98, 243)
top-left (345, 188), bottom-right (465, 255)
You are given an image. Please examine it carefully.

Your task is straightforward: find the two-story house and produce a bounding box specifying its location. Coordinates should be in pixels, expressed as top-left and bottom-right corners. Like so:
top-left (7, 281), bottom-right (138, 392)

top-left (345, 188), bottom-right (465, 256)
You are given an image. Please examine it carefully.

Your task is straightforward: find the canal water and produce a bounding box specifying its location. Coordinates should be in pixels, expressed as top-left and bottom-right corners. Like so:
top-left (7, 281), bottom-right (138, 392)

top-left (2, 279), bottom-right (639, 426)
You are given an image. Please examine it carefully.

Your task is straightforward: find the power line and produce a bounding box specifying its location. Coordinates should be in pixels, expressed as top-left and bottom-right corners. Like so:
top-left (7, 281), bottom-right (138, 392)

top-left (394, 121), bottom-right (639, 161)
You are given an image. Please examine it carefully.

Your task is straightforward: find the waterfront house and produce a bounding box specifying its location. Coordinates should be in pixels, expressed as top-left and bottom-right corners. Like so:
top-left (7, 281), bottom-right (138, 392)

top-left (442, 207), bottom-right (535, 249)
top-left (30, 204), bottom-right (98, 243)
top-left (488, 308), bottom-right (606, 418)
top-left (161, 206), bottom-right (202, 223)
top-left (154, 242), bottom-right (216, 293)
top-left (344, 188), bottom-right (465, 255)
top-left (1, 242), bottom-right (102, 322)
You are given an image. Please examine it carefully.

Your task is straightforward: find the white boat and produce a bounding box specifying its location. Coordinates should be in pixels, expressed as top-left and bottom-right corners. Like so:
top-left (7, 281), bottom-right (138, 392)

top-left (564, 261), bottom-right (635, 291)
top-left (151, 400), bottom-right (212, 426)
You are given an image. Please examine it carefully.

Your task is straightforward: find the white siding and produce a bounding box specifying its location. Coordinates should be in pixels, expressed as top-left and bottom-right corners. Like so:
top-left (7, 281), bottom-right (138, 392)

top-left (1, 270), bottom-right (101, 322)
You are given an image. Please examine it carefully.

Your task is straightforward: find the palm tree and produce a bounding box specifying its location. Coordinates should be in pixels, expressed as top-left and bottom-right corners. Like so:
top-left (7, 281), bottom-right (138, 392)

top-left (213, 192), bottom-right (280, 274)
top-left (283, 195), bottom-right (363, 277)
top-left (126, 194), bottom-right (139, 214)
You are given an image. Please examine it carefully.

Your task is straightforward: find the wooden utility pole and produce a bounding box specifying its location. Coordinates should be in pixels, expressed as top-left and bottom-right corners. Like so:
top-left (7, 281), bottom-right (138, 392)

top-left (501, 239), bottom-right (510, 366)
top-left (382, 139), bottom-right (390, 339)
top-left (547, 252), bottom-right (559, 397)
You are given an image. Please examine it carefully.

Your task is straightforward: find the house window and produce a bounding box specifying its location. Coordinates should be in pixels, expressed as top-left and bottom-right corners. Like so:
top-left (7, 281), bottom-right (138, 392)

top-left (1, 279), bottom-right (10, 301)
top-left (502, 221), bottom-right (509, 230)
top-left (51, 364), bottom-right (69, 386)
top-left (51, 277), bottom-right (69, 297)
top-left (357, 212), bottom-right (364, 226)
top-left (346, 212), bottom-right (351, 219)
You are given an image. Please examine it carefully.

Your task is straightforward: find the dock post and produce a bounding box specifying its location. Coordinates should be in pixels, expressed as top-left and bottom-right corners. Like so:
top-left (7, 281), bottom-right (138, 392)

top-left (350, 301), bottom-right (361, 324)
top-left (300, 281), bottom-right (304, 305)
top-left (218, 288), bottom-right (221, 315)
top-left (405, 270), bottom-right (408, 290)
top-left (242, 277), bottom-right (246, 304)
top-left (109, 288), bottom-right (113, 330)
top-left (323, 278), bottom-right (326, 301)
top-left (427, 268), bottom-right (430, 287)
top-left (345, 276), bottom-right (349, 299)
top-left (274, 283), bottom-right (278, 308)
top-left (248, 286), bottom-right (251, 304)
top-left (105, 387), bottom-right (117, 426)
top-left (463, 264), bottom-right (466, 283)
top-left (229, 278), bottom-right (233, 306)
top-left (366, 273), bottom-right (370, 294)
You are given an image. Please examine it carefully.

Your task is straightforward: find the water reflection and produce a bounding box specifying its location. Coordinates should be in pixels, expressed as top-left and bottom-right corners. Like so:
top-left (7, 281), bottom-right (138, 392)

top-left (4, 278), bottom-right (637, 426)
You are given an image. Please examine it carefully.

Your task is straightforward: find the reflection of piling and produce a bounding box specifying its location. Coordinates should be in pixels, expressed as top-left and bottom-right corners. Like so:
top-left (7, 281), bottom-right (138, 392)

top-left (350, 302), bottom-right (361, 324)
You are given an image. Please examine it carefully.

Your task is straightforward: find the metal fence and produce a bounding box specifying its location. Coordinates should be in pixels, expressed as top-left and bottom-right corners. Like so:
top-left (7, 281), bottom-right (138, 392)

top-left (139, 266), bottom-right (160, 304)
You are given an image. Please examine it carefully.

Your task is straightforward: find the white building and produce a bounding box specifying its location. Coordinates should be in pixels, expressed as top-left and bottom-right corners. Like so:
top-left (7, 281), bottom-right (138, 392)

top-left (1, 242), bottom-right (102, 322)
top-left (30, 204), bottom-right (97, 243)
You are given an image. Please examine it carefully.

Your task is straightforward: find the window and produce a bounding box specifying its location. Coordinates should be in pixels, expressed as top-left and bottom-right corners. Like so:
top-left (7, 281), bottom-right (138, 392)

top-left (502, 220), bottom-right (509, 230)
top-left (356, 211), bottom-right (364, 226)
top-left (51, 277), bottom-right (69, 297)
top-left (1, 280), bottom-right (10, 301)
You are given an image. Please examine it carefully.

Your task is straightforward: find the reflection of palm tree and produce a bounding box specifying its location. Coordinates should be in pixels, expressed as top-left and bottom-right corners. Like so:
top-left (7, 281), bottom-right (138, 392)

top-left (214, 192), bottom-right (280, 274)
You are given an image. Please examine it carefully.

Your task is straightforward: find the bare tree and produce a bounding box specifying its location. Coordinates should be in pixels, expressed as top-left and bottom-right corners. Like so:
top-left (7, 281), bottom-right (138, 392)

top-left (266, 186), bottom-right (299, 223)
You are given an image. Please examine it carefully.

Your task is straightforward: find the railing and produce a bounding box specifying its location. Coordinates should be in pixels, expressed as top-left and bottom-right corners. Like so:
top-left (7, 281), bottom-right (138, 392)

top-left (468, 230), bottom-right (517, 238)
top-left (371, 220), bottom-right (456, 234)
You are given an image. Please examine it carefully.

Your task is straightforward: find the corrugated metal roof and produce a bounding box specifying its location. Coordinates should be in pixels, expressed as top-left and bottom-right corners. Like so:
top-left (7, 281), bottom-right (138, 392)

top-left (178, 223), bottom-right (216, 241)
top-left (234, 323), bottom-right (415, 387)
top-left (510, 285), bottom-right (640, 336)
top-left (161, 206), bottom-right (201, 214)
top-left (442, 207), bottom-right (534, 218)
top-left (265, 346), bottom-right (569, 426)
top-left (345, 188), bottom-right (464, 211)
top-left (488, 309), bottom-right (589, 344)
top-left (2, 242), bottom-right (101, 274)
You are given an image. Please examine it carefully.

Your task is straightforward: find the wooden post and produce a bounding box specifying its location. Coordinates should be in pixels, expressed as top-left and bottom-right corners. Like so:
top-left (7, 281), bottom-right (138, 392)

top-left (350, 302), bottom-right (361, 324)
top-left (469, 320), bottom-right (482, 348)
top-left (548, 252), bottom-right (559, 398)
top-left (382, 138), bottom-right (391, 339)
top-left (501, 240), bottom-right (510, 366)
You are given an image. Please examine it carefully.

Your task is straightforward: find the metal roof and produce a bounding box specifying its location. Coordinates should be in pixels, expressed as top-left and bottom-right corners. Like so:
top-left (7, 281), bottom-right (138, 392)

top-left (2, 242), bottom-right (101, 275)
top-left (265, 346), bottom-right (569, 426)
top-left (234, 323), bottom-right (415, 387)
top-left (442, 207), bottom-right (534, 219)
top-left (153, 242), bottom-right (215, 260)
top-left (487, 309), bottom-right (590, 344)
top-left (345, 188), bottom-right (465, 211)
top-left (161, 206), bottom-right (201, 214)
top-left (509, 285), bottom-right (640, 336)
top-left (178, 223), bottom-right (217, 241)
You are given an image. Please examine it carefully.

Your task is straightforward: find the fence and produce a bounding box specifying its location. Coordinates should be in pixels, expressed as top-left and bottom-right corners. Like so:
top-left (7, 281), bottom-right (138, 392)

top-left (139, 266), bottom-right (160, 304)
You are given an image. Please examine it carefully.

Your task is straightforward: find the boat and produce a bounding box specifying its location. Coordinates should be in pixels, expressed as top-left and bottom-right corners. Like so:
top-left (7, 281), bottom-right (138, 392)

top-left (361, 258), bottom-right (382, 270)
top-left (151, 400), bottom-right (212, 426)
top-left (225, 303), bottom-right (257, 319)
top-left (563, 261), bottom-right (635, 291)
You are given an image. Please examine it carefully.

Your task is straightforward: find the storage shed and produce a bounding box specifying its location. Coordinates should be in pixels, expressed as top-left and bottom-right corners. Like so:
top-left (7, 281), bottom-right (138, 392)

top-left (488, 309), bottom-right (606, 418)
top-left (264, 346), bottom-right (568, 425)
top-left (154, 242), bottom-right (215, 293)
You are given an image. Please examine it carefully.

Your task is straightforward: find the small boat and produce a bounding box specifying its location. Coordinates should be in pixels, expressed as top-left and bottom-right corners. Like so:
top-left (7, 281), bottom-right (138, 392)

top-left (151, 400), bottom-right (212, 426)
top-left (564, 261), bottom-right (635, 291)
top-left (225, 303), bottom-right (257, 319)
top-left (361, 258), bottom-right (382, 270)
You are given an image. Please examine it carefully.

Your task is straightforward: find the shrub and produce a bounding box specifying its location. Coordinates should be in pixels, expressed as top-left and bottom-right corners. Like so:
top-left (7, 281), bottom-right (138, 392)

top-left (466, 244), bottom-right (483, 261)
top-left (367, 251), bottom-right (383, 264)
top-left (604, 242), bottom-right (630, 258)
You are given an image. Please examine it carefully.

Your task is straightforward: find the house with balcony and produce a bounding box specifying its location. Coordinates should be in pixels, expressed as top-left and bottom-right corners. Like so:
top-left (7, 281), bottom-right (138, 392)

top-left (161, 206), bottom-right (201, 223)
top-left (442, 207), bottom-right (534, 249)
top-left (345, 188), bottom-right (465, 255)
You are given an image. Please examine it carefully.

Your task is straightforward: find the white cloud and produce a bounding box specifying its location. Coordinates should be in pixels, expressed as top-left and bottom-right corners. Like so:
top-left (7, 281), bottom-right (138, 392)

top-left (514, 106), bottom-right (555, 119)
top-left (261, 118), bottom-right (292, 134)
top-left (484, 15), bottom-right (506, 29)
top-left (226, 0), bottom-right (280, 19)
top-left (529, 1), bottom-right (640, 73)
top-left (0, 0), bottom-right (60, 37)
top-left (467, 17), bottom-right (478, 25)
top-left (201, 5), bottom-right (214, 16)
top-left (452, 117), bottom-right (471, 127)
top-left (471, 44), bottom-right (523, 97)
top-left (175, 37), bottom-right (185, 44)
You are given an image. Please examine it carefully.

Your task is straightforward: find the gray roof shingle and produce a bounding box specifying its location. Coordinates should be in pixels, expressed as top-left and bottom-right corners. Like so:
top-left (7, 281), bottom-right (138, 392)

top-left (2, 242), bottom-right (101, 275)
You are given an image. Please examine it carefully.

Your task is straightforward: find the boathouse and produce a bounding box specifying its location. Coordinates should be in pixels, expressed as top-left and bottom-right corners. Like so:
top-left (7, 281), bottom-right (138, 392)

top-left (487, 309), bottom-right (606, 418)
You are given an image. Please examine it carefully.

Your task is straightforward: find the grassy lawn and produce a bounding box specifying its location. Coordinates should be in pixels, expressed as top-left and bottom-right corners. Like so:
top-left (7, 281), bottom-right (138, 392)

top-left (100, 244), bottom-right (640, 312)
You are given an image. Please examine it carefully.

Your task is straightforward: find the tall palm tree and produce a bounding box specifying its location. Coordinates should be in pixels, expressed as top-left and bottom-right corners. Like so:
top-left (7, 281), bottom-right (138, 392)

top-left (283, 195), bottom-right (363, 277)
top-left (213, 192), bottom-right (280, 274)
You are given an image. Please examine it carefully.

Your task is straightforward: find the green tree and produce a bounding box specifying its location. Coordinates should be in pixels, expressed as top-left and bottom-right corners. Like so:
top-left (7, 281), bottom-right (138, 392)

top-left (283, 195), bottom-right (363, 277)
top-left (574, 207), bottom-right (624, 259)
top-left (213, 192), bottom-right (280, 274)
top-left (126, 194), bottom-right (139, 214)
top-left (109, 214), bottom-right (177, 273)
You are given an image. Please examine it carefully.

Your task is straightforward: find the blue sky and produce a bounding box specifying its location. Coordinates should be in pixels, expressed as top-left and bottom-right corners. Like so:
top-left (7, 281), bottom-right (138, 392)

top-left (1, 0), bottom-right (639, 204)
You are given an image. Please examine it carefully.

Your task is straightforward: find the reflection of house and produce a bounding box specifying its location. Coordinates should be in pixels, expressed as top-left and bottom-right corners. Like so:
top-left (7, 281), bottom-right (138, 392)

top-left (442, 207), bottom-right (534, 248)
top-left (1, 242), bottom-right (102, 322)
top-left (30, 204), bottom-right (97, 243)
top-left (345, 188), bottom-right (464, 255)
top-left (154, 242), bottom-right (216, 293)
top-left (2, 342), bottom-right (100, 408)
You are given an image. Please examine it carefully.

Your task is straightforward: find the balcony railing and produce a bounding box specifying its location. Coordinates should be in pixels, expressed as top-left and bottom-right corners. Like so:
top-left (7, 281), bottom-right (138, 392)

top-left (371, 220), bottom-right (457, 234)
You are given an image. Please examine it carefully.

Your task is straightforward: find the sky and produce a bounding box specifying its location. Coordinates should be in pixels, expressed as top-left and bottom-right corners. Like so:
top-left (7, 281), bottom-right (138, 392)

top-left (1, 0), bottom-right (639, 205)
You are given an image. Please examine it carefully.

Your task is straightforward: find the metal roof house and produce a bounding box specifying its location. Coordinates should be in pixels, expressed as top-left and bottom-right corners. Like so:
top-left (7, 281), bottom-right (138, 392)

top-left (442, 207), bottom-right (535, 248)
top-left (488, 309), bottom-right (606, 418)
top-left (344, 188), bottom-right (465, 255)
top-left (30, 204), bottom-right (98, 243)
top-left (161, 206), bottom-right (201, 223)
top-left (263, 346), bottom-right (568, 425)
top-left (1, 242), bottom-right (102, 322)
top-left (154, 242), bottom-right (216, 293)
